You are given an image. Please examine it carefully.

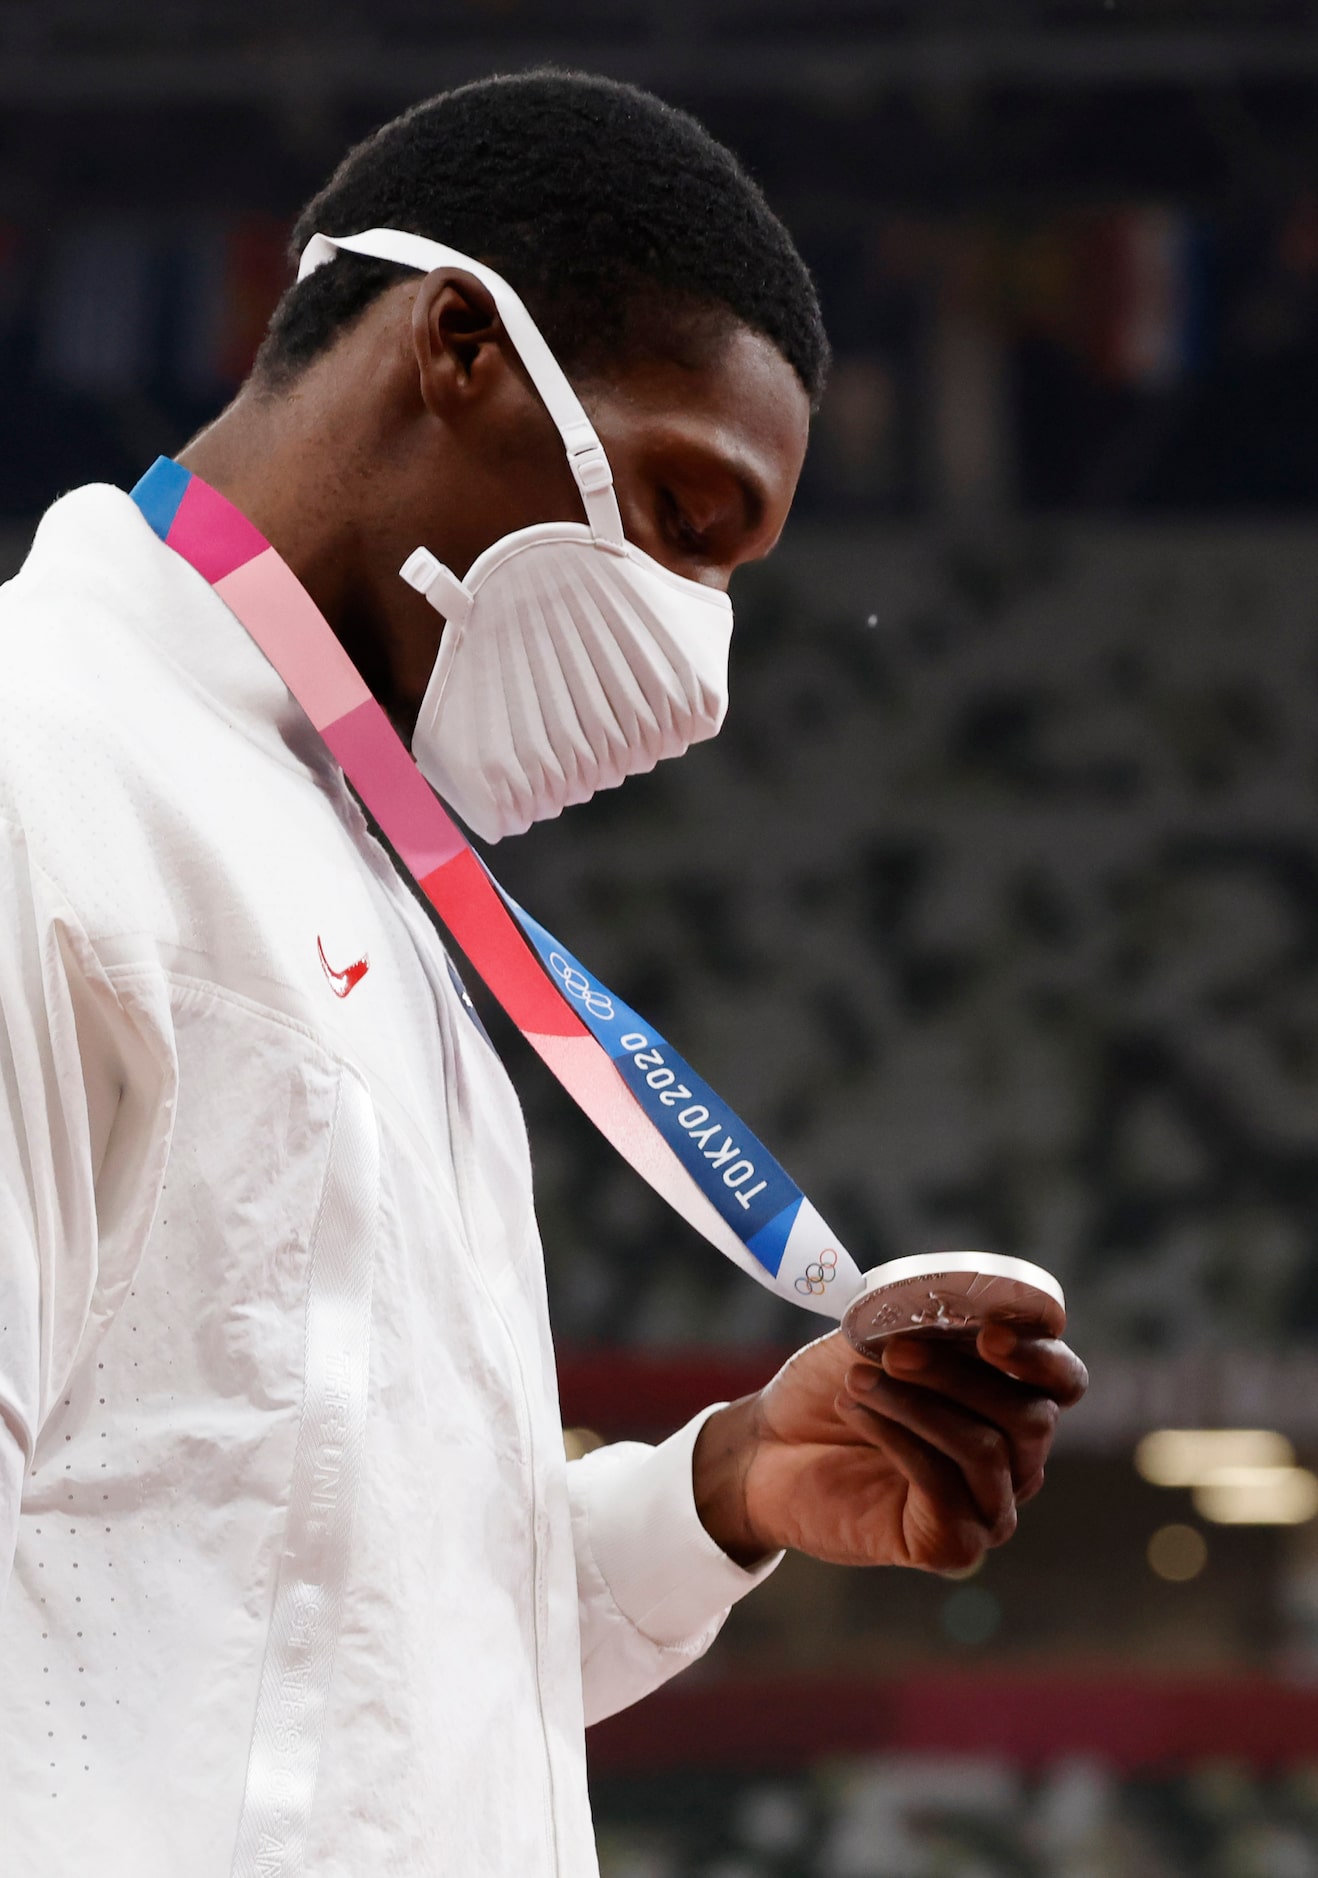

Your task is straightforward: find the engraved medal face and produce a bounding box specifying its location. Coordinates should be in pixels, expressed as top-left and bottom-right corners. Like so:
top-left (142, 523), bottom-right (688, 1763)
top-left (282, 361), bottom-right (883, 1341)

top-left (841, 1252), bottom-right (1066, 1357)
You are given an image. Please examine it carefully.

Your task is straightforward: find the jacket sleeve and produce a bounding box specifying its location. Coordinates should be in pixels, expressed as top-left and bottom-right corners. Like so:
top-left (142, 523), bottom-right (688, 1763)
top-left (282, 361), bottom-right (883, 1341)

top-left (568, 1404), bottom-right (782, 1726)
top-left (0, 819), bottom-right (172, 1608)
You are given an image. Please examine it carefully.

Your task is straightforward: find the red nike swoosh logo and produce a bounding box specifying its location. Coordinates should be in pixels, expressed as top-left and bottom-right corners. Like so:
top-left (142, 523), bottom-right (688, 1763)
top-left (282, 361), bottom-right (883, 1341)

top-left (317, 936), bottom-right (369, 998)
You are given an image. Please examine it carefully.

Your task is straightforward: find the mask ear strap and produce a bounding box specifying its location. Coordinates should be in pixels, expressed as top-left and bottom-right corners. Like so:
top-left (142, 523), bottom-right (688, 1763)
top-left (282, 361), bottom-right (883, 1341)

top-left (298, 228), bottom-right (627, 550)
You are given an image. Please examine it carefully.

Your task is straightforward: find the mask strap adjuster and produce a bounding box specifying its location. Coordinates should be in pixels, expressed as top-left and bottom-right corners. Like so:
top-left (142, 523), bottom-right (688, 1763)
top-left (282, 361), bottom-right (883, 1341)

top-left (564, 428), bottom-right (627, 553)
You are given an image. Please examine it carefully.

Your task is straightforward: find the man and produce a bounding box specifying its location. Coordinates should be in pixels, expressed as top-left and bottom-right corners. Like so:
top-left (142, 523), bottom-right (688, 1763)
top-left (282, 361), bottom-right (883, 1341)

top-left (0, 70), bottom-right (1085, 1875)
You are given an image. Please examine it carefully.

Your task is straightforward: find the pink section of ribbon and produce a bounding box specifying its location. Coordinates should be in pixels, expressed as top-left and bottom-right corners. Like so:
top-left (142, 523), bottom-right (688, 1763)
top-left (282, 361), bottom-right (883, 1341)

top-left (169, 474), bottom-right (270, 584)
top-left (216, 549), bottom-right (372, 732)
top-left (530, 1030), bottom-right (741, 1256)
top-left (322, 697), bottom-right (468, 879)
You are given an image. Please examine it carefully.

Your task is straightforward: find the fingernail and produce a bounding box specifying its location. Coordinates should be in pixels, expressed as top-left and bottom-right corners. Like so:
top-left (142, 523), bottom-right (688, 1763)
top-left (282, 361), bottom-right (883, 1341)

top-left (884, 1340), bottom-right (930, 1373)
top-left (981, 1323), bottom-right (1016, 1358)
top-left (849, 1362), bottom-right (882, 1392)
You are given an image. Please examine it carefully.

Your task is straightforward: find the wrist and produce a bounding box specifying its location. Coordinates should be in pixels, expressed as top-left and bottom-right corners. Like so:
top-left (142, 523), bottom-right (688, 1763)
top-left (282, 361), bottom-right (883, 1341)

top-left (691, 1393), bottom-right (772, 1569)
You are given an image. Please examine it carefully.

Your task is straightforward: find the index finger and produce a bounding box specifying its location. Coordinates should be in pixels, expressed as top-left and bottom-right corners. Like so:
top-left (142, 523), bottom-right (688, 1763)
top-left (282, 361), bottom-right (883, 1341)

top-left (976, 1324), bottom-right (1088, 1406)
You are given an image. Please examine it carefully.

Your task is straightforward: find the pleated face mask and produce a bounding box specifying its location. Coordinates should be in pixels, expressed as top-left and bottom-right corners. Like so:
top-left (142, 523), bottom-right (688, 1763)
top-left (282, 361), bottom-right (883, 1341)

top-left (297, 228), bottom-right (734, 842)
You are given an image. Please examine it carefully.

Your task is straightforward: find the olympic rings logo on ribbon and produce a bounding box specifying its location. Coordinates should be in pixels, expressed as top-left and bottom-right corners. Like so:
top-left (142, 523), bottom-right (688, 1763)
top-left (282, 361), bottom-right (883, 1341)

top-left (795, 1248), bottom-right (838, 1296)
top-left (549, 951), bottom-right (615, 1022)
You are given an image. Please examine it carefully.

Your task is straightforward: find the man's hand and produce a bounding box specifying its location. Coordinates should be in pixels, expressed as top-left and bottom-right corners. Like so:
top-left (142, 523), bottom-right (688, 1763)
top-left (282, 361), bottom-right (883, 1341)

top-left (692, 1325), bottom-right (1088, 1573)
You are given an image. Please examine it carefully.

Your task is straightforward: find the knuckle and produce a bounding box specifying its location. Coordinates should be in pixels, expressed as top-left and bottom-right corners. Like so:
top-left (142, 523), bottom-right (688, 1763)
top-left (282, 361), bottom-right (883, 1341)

top-left (989, 1505), bottom-right (1019, 1548)
top-left (970, 1425), bottom-right (1010, 1470)
top-left (1016, 1466), bottom-right (1047, 1506)
top-left (1020, 1398), bottom-right (1059, 1444)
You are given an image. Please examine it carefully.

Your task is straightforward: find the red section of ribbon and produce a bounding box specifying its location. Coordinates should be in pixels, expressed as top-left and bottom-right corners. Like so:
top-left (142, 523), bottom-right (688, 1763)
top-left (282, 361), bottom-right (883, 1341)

top-left (418, 849), bottom-right (585, 1040)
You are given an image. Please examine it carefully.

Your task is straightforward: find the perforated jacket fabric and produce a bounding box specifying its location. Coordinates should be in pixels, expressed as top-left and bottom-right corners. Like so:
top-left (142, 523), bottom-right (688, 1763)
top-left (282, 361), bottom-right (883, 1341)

top-left (0, 486), bottom-right (775, 1877)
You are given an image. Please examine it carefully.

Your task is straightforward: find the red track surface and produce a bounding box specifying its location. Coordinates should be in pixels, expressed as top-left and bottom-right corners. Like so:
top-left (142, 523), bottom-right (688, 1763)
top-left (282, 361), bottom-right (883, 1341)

top-left (558, 1345), bottom-right (792, 1441)
top-left (588, 1672), bottom-right (1318, 1772)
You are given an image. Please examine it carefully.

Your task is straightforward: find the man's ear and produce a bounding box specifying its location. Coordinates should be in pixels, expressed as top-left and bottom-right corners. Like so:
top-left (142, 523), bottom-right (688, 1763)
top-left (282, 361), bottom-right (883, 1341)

top-left (412, 269), bottom-right (505, 417)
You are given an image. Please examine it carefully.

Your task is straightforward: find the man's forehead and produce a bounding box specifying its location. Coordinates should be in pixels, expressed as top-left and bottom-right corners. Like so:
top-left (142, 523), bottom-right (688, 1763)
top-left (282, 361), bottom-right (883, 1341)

top-left (591, 329), bottom-right (809, 473)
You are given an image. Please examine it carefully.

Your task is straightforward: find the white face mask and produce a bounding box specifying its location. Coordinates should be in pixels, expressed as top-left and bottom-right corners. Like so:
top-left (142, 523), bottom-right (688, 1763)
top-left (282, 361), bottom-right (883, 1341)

top-left (297, 228), bottom-right (734, 842)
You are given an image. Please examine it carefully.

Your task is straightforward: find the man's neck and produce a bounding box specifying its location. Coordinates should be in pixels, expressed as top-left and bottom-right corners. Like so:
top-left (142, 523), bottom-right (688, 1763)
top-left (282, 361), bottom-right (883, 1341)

top-left (181, 391), bottom-right (347, 609)
top-left (178, 389), bottom-right (409, 720)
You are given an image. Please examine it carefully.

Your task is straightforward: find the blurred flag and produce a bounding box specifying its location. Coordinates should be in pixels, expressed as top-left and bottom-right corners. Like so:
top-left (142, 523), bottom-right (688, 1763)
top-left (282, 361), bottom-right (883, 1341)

top-left (38, 214), bottom-right (290, 400)
top-left (1009, 206), bottom-right (1212, 391)
top-left (212, 216), bottom-right (289, 385)
top-left (170, 216), bottom-right (290, 392)
top-left (1082, 205), bottom-right (1210, 389)
top-left (38, 220), bottom-right (156, 393)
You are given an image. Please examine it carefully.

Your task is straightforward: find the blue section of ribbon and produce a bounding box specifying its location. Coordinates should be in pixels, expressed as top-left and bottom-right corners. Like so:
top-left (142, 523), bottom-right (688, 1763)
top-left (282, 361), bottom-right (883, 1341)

top-left (132, 456), bottom-right (190, 541)
top-left (748, 1198), bottom-right (803, 1274)
top-left (501, 890), bottom-right (799, 1273)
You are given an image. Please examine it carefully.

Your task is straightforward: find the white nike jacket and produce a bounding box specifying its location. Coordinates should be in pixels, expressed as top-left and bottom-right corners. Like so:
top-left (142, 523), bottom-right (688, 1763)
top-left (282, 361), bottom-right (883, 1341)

top-left (0, 486), bottom-right (774, 1876)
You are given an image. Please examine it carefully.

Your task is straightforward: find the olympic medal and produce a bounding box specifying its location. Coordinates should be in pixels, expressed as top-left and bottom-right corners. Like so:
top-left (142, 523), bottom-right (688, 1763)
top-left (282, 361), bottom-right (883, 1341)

top-left (841, 1251), bottom-right (1066, 1355)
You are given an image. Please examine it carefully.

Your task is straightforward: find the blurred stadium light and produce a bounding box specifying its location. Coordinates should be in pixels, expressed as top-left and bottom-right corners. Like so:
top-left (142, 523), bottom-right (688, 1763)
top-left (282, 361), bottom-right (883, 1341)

top-left (1137, 1430), bottom-right (1297, 1486)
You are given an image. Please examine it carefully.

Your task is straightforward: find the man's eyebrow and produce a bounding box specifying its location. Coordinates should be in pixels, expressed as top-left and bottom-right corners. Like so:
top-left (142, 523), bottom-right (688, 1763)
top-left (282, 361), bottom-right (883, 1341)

top-left (695, 442), bottom-right (768, 536)
top-left (662, 426), bottom-right (778, 544)
top-left (732, 465), bottom-right (768, 536)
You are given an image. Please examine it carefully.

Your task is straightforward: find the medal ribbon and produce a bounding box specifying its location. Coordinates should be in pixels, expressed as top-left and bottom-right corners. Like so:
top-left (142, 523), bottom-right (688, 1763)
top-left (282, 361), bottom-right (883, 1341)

top-left (131, 456), bottom-right (863, 1316)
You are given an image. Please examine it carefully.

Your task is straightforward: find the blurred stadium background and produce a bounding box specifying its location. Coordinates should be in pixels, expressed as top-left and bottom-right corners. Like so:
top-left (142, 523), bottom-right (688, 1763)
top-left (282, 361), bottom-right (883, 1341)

top-left (7, 0), bottom-right (1318, 1870)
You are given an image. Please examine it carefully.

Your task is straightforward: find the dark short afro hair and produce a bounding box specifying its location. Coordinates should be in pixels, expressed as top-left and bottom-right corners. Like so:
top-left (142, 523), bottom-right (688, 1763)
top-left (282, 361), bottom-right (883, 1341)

top-left (254, 68), bottom-right (829, 405)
